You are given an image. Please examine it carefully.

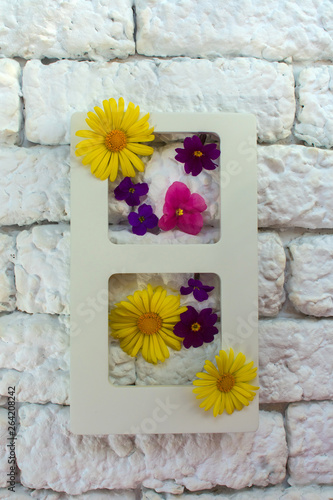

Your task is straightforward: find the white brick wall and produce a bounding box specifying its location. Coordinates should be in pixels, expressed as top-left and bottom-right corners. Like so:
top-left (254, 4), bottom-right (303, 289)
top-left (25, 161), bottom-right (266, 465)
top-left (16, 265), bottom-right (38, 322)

top-left (0, 59), bottom-right (21, 146)
top-left (22, 58), bottom-right (295, 144)
top-left (0, 0), bottom-right (332, 497)
top-left (135, 0), bottom-right (333, 62)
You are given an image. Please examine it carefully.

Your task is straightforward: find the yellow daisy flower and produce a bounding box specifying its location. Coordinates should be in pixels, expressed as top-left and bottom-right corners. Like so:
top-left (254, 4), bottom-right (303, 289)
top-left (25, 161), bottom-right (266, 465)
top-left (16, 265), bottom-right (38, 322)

top-left (109, 284), bottom-right (187, 364)
top-left (193, 348), bottom-right (259, 417)
top-left (75, 97), bottom-right (154, 181)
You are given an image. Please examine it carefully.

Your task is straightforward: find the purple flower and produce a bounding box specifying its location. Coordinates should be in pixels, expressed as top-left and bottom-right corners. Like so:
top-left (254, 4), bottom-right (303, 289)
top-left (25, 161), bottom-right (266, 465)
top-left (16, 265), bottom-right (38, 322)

top-left (174, 306), bottom-right (218, 348)
top-left (128, 204), bottom-right (159, 236)
top-left (114, 177), bottom-right (149, 206)
top-left (175, 135), bottom-right (220, 176)
top-left (180, 278), bottom-right (214, 302)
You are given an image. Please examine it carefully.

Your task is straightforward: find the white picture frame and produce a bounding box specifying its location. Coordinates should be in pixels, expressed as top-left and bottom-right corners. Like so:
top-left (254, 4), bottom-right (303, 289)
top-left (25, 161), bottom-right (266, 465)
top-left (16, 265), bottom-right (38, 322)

top-left (70, 111), bottom-right (258, 434)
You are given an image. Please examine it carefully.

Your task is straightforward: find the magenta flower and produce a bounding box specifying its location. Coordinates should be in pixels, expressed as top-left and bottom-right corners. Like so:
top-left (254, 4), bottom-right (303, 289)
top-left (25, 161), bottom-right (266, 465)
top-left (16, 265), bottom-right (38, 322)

top-left (114, 177), bottom-right (148, 206)
top-left (174, 306), bottom-right (218, 348)
top-left (158, 182), bottom-right (207, 236)
top-left (128, 204), bottom-right (158, 236)
top-left (175, 135), bottom-right (220, 176)
top-left (180, 278), bottom-right (214, 302)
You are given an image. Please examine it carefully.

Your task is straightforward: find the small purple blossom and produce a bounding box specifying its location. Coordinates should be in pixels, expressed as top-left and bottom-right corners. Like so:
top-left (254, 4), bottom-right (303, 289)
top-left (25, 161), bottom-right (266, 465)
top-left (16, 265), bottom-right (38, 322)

top-left (174, 306), bottom-right (218, 348)
top-left (114, 177), bottom-right (149, 206)
top-left (175, 135), bottom-right (220, 176)
top-left (128, 204), bottom-right (159, 236)
top-left (180, 278), bottom-right (215, 302)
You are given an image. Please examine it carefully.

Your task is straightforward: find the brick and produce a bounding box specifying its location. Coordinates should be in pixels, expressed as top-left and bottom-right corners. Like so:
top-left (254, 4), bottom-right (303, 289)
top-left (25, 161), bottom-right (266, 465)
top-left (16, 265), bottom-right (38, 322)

top-left (0, 312), bottom-right (69, 405)
top-left (17, 404), bottom-right (287, 493)
top-left (23, 58), bottom-right (295, 145)
top-left (287, 235), bottom-right (333, 317)
top-left (0, 0), bottom-right (134, 61)
top-left (0, 146), bottom-right (70, 226)
top-left (258, 145), bottom-right (333, 229)
top-left (0, 232), bottom-right (16, 312)
top-left (295, 66), bottom-right (333, 148)
top-left (136, 0), bottom-right (333, 62)
top-left (286, 401), bottom-right (333, 485)
top-left (0, 59), bottom-right (21, 146)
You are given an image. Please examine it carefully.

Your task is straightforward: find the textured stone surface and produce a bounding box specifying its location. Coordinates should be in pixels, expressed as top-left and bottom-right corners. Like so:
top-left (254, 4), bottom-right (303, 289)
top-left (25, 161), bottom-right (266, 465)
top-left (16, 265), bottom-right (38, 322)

top-left (258, 232), bottom-right (286, 317)
top-left (0, 312), bottom-right (69, 404)
top-left (259, 318), bottom-right (333, 403)
top-left (258, 145), bottom-right (333, 229)
top-left (17, 404), bottom-right (287, 494)
top-left (286, 401), bottom-right (333, 485)
top-left (136, 0), bottom-right (333, 62)
top-left (0, 232), bottom-right (16, 312)
top-left (0, 58), bottom-right (21, 146)
top-left (0, 146), bottom-right (70, 226)
top-left (23, 58), bottom-right (295, 144)
top-left (142, 484), bottom-right (333, 499)
top-left (15, 224), bottom-right (70, 314)
top-left (0, 408), bottom-right (8, 488)
top-left (0, 486), bottom-right (136, 499)
top-left (295, 66), bottom-right (333, 148)
top-left (287, 235), bottom-right (333, 317)
top-left (0, 0), bottom-right (134, 60)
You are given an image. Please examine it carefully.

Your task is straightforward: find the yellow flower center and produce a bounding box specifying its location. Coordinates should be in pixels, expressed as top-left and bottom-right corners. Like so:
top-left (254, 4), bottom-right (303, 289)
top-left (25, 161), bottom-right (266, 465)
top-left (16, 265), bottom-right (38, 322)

top-left (137, 312), bottom-right (162, 335)
top-left (139, 216), bottom-right (145, 222)
top-left (194, 150), bottom-right (203, 157)
top-left (176, 208), bottom-right (184, 216)
top-left (105, 129), bottom-right (127, 152)
top-left (129, 188), bottom-right (135, 193)
top-left (191, 322), bottom-right (201, 332)
top-left (216, 374), bottom-right (235, 393)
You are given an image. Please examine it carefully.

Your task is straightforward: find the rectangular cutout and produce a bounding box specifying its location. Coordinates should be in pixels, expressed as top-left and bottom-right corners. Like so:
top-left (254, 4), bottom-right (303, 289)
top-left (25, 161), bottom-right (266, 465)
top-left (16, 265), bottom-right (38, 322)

top-left (70, 112), bottom-right (258, 434)
top-left (108, 132), bottom-right (220, 245)
top-left (109, 272), bottom-right (221, 386)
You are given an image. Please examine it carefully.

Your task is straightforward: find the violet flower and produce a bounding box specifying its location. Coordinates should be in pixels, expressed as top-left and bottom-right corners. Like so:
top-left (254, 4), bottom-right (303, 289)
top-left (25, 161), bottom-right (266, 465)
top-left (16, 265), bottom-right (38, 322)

top-left (174, 306), bottom-right (218, 348)
top-left (114, 177), bottom-right (149, 206)
top-left (180, 278), bottom-right (215, 302)
top-left (128, 204), bottom-right (158, 236)
top-left (158, 181), bottom-right (207, 236)
top-left (175, 135), bottom-right (220, 176)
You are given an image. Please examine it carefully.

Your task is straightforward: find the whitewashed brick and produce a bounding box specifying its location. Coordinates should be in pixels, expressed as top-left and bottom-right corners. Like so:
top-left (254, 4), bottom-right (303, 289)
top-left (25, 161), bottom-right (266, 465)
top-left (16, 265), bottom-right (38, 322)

top-left (286, 401), bottom-right (333, 485)
top-left (0, 232), bottom-right (16, 312)
top-left (258, 146), bottom-right (333, 229)
top-left (23, 58), bottom-right (295, 145)
top-left (287, 235), bottom-right (333, 317)
top-left (295, 66), bottom-right (333, 148)
top-left (259, 318), bottom-right (333, 403)
top-left (17, 404), bottom-right (287, 493)
top-left (0, 0), bottom-right (134, 61)
top-left (0, 408), bottom-right (8, 488)
top-left (159, 485), bottom-right (333, 500)
top-left (136, 0), bottom-right (333, 62)
top-left (0, 59), bottom-right (21, 146)
top-left (0, 312), bottom-right (69, 405)
top-left (258, 232), bottom-right (286, 317)
top-left (0, 486), bottom-right (136, 499)
top-left (142, 485), bottom-right (333, 499)
top-left (15, 224), bottom-right (69, 314)
top-left (0, 146), bottom-right (70, 226)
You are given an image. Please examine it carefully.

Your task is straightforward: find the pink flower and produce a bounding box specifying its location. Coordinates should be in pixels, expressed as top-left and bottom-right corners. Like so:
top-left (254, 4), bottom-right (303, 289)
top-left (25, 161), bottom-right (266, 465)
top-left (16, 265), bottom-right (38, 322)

top-left (158, 182), bottom-right (207, 235)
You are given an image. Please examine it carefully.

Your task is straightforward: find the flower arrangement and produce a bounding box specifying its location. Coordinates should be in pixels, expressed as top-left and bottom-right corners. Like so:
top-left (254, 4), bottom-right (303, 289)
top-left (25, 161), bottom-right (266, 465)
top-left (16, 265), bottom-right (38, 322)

top-left (75, 97), bottom-right (220, 239)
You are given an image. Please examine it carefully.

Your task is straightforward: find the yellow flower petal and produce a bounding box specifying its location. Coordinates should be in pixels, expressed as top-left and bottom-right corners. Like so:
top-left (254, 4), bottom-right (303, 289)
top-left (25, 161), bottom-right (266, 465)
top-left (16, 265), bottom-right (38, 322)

top-left (192, 349), bottom-right (259, 417)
